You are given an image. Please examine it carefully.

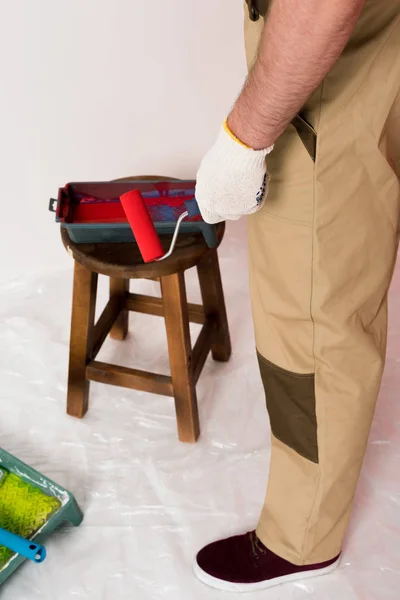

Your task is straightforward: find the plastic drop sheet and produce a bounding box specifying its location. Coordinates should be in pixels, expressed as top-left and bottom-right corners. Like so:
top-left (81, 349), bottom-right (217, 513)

top-left (0, 221), bottom-right (399, 599)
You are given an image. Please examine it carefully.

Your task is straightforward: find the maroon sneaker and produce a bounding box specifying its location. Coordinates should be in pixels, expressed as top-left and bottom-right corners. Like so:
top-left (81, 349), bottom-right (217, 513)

top-left (194, 531), bottom-right (340, 592)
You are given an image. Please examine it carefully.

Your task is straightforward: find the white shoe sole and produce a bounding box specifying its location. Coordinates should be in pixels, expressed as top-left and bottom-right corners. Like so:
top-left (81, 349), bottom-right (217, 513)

top-left (194, 556), bottom-right (341, 593)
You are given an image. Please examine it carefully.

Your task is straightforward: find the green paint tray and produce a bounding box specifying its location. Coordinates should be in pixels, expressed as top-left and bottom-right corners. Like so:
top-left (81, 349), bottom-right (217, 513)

top-left (0, 448), bottom-right (83, 585)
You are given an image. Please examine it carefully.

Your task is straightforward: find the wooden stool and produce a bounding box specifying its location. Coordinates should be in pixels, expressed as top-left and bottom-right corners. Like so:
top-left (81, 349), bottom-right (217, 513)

top-left (61, 178), bottom-right (231, 443)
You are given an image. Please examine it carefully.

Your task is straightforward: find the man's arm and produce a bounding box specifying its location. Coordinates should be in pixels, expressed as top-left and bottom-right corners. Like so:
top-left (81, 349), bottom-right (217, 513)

top-left (228, 0), bottom-right (366, 150)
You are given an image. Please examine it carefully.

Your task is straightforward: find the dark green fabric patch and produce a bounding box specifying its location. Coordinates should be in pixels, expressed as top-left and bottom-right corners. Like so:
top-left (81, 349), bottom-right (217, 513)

top-left (257, 353), bottom-right (319, 463)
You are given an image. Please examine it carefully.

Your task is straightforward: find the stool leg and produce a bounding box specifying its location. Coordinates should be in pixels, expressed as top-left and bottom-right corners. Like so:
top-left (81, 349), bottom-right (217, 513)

top-left (161, 272), bottom-right (200, 443)
top-left (67, 261), bottom-right (98, 418)
top-left (197, 249), bottom-right (232, 362)
top-left (109, 278), bottom-right (129, 340)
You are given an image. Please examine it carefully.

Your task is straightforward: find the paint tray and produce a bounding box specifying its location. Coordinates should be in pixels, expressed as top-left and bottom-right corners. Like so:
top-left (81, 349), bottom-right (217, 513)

top-left (49, 179), bottom-right (219, 248)
top-left (0, 448), bottom-right (83, 585)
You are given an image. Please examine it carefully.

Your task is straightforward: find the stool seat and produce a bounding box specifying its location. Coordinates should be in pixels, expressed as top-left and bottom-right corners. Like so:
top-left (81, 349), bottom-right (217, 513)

top-left (62, 176), bottom-right (231, 443)
top-left (61, 223), bottom-right (225, 279)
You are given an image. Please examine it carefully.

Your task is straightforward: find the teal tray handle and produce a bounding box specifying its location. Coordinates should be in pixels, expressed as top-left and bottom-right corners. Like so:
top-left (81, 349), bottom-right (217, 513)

top-left (0, 528), bottom-right (46, 563)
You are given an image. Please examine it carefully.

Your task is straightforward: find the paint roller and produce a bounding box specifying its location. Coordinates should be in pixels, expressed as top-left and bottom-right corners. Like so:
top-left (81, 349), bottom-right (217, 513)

top-left (120, 189), bottom-right (201, 263)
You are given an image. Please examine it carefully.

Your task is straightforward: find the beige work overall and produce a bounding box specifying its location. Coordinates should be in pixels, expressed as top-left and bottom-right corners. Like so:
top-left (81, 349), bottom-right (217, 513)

top-left (245, 0), bottom-right (400, 565)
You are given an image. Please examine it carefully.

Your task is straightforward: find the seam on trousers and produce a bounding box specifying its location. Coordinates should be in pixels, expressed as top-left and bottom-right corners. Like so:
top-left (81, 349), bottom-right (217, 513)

top-left (301, 81), bottom-right (325, 563)
top-left (270, 431), bottom-right (318, 464)
top-left (257, 352), bottom-right (314, 378)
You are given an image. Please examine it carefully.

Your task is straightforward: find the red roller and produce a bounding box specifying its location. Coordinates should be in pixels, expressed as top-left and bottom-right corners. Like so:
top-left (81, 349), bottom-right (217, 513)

top-left (120, 189), bottom-right (164, 263)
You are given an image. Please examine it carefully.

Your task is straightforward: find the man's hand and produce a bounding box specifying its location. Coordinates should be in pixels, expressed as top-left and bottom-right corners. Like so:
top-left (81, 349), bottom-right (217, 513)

top-left (195, 0), bottom-right (366, 225)
top-left (195, 123), bottom-right (273, 224)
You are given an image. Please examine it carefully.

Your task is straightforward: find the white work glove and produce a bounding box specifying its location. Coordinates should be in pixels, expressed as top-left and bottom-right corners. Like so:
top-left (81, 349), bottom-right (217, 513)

top-left (195, 121), bottom-right (274, 225)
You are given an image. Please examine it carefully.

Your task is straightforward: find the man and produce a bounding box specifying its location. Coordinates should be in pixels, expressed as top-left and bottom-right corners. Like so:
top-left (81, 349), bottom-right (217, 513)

top-left (194, 0), bottom-right (400, 592)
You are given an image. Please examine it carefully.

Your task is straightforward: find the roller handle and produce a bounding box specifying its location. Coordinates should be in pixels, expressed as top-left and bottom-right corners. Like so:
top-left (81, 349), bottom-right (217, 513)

top-left (0, 528), bottom-right (46, 563)
top-left (155, 198), bottom-right (202, 261)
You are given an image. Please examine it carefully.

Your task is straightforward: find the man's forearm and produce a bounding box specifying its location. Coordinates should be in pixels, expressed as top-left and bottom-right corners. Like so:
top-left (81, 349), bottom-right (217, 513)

top-left (228, 0), bottom-right (366, 150)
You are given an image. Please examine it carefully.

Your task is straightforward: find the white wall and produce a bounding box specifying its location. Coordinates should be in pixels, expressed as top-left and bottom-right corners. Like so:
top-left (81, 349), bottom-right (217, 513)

top-left (0, 0), bottom-right (247, 281)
